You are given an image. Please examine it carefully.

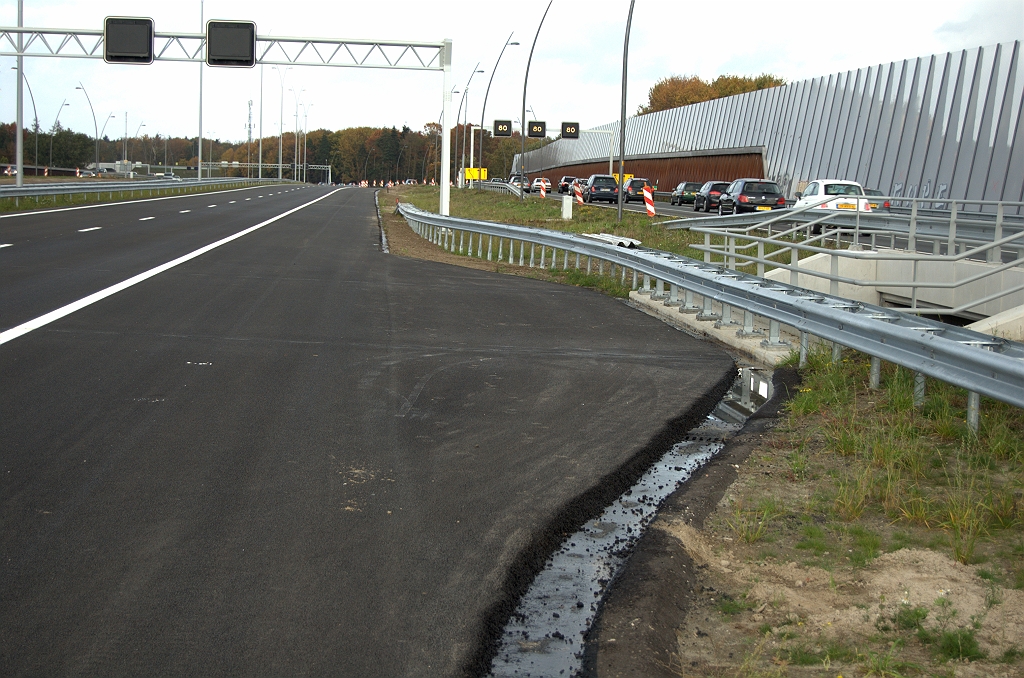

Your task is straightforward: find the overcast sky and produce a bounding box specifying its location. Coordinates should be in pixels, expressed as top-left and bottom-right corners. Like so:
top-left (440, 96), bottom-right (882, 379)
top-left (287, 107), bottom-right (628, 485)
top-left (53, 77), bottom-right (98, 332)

top-left (1, 0), bottom-right (1022, 143)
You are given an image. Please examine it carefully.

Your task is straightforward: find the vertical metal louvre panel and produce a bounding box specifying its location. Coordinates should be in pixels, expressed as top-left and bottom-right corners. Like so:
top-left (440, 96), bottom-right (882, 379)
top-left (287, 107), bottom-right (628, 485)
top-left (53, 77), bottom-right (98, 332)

top-left (515, 41), bottom-right (1021, 203)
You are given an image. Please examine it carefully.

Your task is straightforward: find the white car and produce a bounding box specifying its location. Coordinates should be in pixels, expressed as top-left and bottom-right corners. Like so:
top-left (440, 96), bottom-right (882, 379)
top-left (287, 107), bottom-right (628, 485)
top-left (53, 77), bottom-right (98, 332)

top-left (531, 177), bottom-right (552, 193)
top-left (795, 179), bottom-right (873, 212)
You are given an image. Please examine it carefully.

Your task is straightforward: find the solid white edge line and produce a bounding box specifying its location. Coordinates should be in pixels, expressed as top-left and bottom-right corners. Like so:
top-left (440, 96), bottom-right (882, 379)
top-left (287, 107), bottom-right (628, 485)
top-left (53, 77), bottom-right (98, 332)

top-left (0, 187), bottom-right (347, 347)
top-left (0, 243), bottom-right (12, 248)
top-left (0, 182), bottom-right (301, 221)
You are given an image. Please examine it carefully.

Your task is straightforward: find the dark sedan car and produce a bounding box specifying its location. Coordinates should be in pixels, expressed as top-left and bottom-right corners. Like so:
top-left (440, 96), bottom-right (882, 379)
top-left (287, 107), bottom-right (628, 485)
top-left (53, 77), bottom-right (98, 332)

top-left (670, 181), bottom-right (702, 205)
top-left (718, 179), bottom-right (787, 215)
top-left (693, 181), bottom-right (730, 212)
top-left (558, 176), bottom-right (576, 193)
top-left (623, 178), bottom-right (652, 203)
top-left (583, 174), bottom-right (619, 203)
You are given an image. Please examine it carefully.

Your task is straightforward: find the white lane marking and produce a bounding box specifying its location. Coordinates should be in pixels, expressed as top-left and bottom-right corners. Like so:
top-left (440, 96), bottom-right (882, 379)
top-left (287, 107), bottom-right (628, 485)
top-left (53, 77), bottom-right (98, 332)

top-left (1, 243), bottom-right (13, 248)
top-left (139, 217), bottom-right (155, 221)
top-left (180, 209), bottom-right (191, 213)
top-left (207, 204), bottom-right (217, 208)
top-left (245, 198), bottom-right (251, 201)
top-left (228, 200), bottom-right (236, 204)
top-left (0, 188), bottom-right (346, 347)
top-left (258, 195), bottom-right (263, 198)
top-left (0, 183), bottom-right (292, 220)
top-left (78, 227), bottom-right (102, 232)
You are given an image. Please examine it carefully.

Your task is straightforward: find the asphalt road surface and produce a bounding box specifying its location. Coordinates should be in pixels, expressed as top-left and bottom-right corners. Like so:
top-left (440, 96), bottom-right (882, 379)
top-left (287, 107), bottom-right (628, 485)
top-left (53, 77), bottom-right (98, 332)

top-left (1, 185), bottom-right (734, 676)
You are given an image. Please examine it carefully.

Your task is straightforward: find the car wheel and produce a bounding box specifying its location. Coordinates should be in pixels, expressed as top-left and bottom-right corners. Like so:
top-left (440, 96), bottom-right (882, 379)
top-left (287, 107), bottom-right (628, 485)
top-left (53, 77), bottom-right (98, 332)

top-left (693, 200), bottom-right (701, 211)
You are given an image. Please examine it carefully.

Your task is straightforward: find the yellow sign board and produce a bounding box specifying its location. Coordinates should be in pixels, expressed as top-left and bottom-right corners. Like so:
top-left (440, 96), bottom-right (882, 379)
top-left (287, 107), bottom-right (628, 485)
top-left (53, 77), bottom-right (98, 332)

top-left (612, 173), bottom-right (633, 184)
top-left (464, 167), bottom-right (488, 180)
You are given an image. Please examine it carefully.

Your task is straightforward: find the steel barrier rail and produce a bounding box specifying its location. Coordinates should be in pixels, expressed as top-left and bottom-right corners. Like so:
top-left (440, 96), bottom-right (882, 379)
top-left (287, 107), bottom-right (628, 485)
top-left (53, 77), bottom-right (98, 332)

top-left (478, 181), bottom-right (521, 198)
top-left (0, 177), bottom-right (288, 199)
top-left (397, 202), bottom-right (1024, 415)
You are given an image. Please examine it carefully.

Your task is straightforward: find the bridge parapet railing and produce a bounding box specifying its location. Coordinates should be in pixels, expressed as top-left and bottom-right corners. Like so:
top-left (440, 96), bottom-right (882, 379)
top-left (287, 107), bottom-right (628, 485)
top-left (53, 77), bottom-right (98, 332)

top-left (671, 196), bottom-right (1024, 318)
top-left (396, 201), bottom-right (1024, 431)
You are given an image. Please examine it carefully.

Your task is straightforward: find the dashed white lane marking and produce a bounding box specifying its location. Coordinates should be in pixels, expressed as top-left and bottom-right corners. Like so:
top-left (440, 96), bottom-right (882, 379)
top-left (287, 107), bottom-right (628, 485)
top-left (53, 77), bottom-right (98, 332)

top-left (78, 227), bottom-right (102, 232)
top-left (180, 209), bottom-right (191, 213)
top-left (1, 243), bottom-right (13, 248)
top-left (207, 204), bottom-right (217, 208)
top-left (229, 200), bottom-right (236, 204)
top-left (0, 188), bottom-right (345, 347)
top-left (139, 217), bottom-right (155, 221)
top-left (245, 198), bottom-right (251, 201)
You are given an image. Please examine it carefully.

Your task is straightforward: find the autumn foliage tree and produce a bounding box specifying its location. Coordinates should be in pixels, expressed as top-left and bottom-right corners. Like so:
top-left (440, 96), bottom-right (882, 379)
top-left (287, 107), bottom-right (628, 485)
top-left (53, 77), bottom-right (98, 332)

top-left (638, 73), bottom-right (785, 115)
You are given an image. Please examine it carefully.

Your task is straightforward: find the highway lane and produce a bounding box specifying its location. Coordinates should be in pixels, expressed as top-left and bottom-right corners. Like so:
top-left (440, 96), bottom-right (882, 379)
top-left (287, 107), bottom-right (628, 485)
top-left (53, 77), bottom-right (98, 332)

top-left (0, 183), bottom-right (318, 332)
top-left (0, 188), bottom-right (735, 676)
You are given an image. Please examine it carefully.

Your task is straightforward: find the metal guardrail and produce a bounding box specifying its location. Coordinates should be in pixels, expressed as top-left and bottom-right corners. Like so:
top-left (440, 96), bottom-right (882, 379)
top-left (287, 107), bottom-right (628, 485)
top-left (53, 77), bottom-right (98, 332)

top-left (0, 177), bottom-right (291, 206)
top-left (669, 196), bottom-right (1024, 316)
top-left (396, 202), bottom-right (1024, 427)
top-left (478, 181), bottom-right (521, 198)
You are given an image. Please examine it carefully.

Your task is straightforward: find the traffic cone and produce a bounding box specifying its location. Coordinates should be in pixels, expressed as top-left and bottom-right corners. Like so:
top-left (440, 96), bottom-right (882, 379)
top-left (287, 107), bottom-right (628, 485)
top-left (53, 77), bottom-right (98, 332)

top-left (643, 185), bottom-right (656, 217)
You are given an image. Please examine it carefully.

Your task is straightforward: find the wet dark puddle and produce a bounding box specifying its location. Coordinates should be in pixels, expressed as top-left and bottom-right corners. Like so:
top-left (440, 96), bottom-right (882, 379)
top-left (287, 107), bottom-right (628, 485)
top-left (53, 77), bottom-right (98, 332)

top-left (489, 368), bottom-right (773, 677)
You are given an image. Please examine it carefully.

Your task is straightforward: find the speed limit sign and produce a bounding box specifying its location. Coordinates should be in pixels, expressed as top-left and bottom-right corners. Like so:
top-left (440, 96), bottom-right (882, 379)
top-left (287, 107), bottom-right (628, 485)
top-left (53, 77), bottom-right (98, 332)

top-left (527, 121), bottom-right (546, 138)
top-left (561, 122), bottom-right (579, 139)
top-left (493, 120), bottom-right (512, 137)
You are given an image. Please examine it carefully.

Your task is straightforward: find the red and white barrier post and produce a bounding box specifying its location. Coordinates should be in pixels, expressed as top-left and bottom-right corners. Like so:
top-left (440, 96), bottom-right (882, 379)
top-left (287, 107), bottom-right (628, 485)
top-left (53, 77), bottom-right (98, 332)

top-left (574, 183), bottom-right (583, 205)
top-left (643, 185), bottom-right (656, 217)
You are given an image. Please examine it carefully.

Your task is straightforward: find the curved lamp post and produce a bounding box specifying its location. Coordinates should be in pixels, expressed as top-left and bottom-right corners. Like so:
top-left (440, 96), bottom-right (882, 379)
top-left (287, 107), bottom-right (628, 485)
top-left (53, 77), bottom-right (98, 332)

top-left (75, 83), bottom-right (98, 170)
top-left (478, 34), bottom-right (519, 183)
top-left (519, 0), bottom-right (553, 200)
top-left (455, 64), bottom-right (483, 188)
top-left (48, 100), bottom-right (69, 168)
top-left (12, 68), bottom-right (39, 174)
top-left (616, 0), bottom-right (636, 222)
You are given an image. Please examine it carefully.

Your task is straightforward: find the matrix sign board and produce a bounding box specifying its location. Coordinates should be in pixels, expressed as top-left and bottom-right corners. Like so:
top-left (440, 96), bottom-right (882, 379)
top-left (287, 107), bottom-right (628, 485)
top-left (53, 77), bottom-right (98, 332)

top-left (527, 121), bottom-right (546, 138)
top-left (104, 17), bottom-right (154, 64)
top-left (207, 20), bottom-right (257, 67)
top-left (493, 120), bottom-right (513, 137)
top-left (561, 122), bottom-right (579, 139)
top-left (464, 167), bottom-right (488, 181)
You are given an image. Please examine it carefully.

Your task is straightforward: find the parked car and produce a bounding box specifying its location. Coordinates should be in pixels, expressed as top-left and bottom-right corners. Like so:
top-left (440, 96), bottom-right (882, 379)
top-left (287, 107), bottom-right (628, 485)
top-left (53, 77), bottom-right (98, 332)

top-left (718, 178), bottom-right (787, 215)
top-left (583, 174), bottom-right (619, 203)
top-left (557, 176), bottom-right (576, 193)
top-left (863, 187), bottom-right (890, 210)
top-left (793, 179), bottom-right (872, 212)
top-left (531, 177), bottom-right (552, 193)
top-left (670, 181), bottom-right (702, 205)
top-left (623, 177), bottom-right (652, 203)
top-left (693, 181), bottom-right (730, 212)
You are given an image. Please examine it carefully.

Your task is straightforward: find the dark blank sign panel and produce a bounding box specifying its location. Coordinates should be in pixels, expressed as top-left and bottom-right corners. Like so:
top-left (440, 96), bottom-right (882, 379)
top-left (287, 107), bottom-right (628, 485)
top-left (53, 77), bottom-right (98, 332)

top-left (207, 21), bottom-right (257, 67)
top-left (494, 120), bottom-right (513, 137)
top-left (104, 17), bottom-right (154, 64)
top-left (527, 121), bottom-right (546, 138)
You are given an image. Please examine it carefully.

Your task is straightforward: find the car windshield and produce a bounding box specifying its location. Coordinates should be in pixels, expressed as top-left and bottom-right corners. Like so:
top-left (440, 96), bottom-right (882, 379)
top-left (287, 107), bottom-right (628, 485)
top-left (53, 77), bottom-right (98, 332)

top-left (744, 182), bottom-right (781, 194)
top-left (824, 183), bottom-right (864, 196)
top-left (710, 183), bottom-right (730, 192)
top-left (592, 178), bottom-right (617, 187)
top-left (864, 188), bottom-right (883, 196)
top-left (684, 183), bottom-right (702, 191)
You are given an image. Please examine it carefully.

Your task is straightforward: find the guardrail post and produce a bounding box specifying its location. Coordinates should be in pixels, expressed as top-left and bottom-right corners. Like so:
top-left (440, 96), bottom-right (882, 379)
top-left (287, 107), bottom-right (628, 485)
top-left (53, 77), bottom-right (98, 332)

top-left (563, 250), bottom-right (568, 269)
top-left (989, 203), bottom-right (1004, 264)
top-left (913, 372), bottom-right (926, 407)
top-left (737, 310), bottom-right (762, 338)
top-left (908, 201), bottom-right (918, 252)
top-left (477, 234), bottom-right (483, 258)
top-left (760, 320), bottom-right (790, 349)
top-left (529, 243), bottom-right (535, 267)
top-left (598, 259), bottom-right (605, 276)
top-left (498, 238), bottom-right (504, 261)
top-left (830, 254), bottom-right (839, 296)
top-left (666, 283), bottom-right (679, 306)
top-left (741, 368), bottom-right (751, 408)
top-left (869, 356), bottom-right (881, 389)
top-left (651, 279), bottom-right (664, 299)
top-left (519, 241), bottom-right (525, 266)
top-left (967, 391), bottom-right (980, 434)
top-left (487, 236), bottom-right (493, 261)
top-left (799, 332), bottom-right (809, 367)
top-left (832, 341), bottom-right (842, 363)
top-left (621, 265), bottom-right (628, 285)
top-left (704, 232), bottom-right (711, 263)
top-left (728, 235), bottom-right (736, 270)
top-left (757, 242), bottom-right (765, 277)
top-left (716, 304), bottom-right (740, 328)
top-left (539, 245), bottom-right (545, 268)
top-left (947, 201), bottom-right (957, 255)
top-left (790, 246), bottom-right (799, 286)
top-left (680, 289), bottom-right (699, 314)
top-left (509, 239), bottom-right (516, 263)
top-left (575, 253), bottom-right (580, 269)
top-left (697, 294), bottom-right (720, 321)
top-left (638, 273), bottom-right (649, 294)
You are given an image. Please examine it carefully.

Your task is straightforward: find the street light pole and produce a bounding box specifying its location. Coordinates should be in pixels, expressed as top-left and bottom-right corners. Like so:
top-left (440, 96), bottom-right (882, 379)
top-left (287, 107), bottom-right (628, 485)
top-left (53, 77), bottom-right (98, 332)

top-left (616, 0), bottom-right (636, 223)
top-left (197, 0), bottom-right (204, 179)
top-left (520, 0), bottom-right (553, 200)
top-left (48, 99), bottom-right (69, 168)
top-left (456, 64), bottom-right (483, 188)
top-left (75, 83), bottom-right (98, 170)
top-left (15, 0), bottom-right (23, 186)
top-left (479, 33), bottom-right (518, 181)
top-left (258, 63), bottom-right (264, 179)
top-left (131, 122), bottom-right (145, 166)
top-left (13, 68), bottom-right (39, 174)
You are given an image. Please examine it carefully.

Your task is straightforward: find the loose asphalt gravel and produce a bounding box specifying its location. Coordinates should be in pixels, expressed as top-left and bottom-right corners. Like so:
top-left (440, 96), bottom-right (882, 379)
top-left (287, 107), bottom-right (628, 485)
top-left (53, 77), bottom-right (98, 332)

top-left (1, 185), bottom-right (735, 676)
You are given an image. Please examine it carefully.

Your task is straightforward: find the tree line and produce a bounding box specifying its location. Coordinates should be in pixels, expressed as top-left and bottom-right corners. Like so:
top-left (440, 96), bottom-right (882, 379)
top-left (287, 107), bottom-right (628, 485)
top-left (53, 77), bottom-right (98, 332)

top-left (0, 120), bottom-right (551, 183)
top-left (638, 73), bottom-right (786, 115)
